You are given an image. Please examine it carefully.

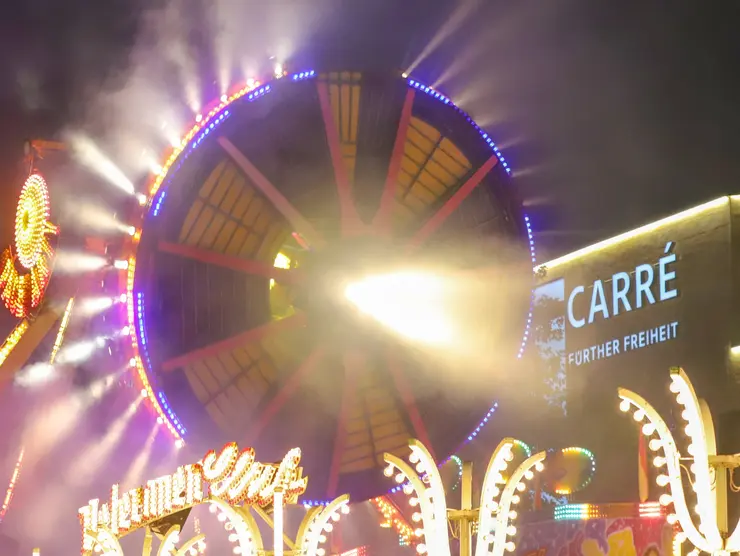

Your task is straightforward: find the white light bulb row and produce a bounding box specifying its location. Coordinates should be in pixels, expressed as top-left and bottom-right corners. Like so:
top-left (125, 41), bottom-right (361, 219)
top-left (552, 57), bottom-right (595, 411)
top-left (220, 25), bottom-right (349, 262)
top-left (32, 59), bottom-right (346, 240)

top-left (668, 371), bottom-right (719, 544)
top-left (208, 499), bottom-right (257, 556)
top-left (300, 496), bottom-right (350, 556)
top-left (476, 440), bottom-right (516, 556)
top-left (618, 386), bottom-right (715, 554)
top-left (488, 450), bottom-right (546, 556)
top-left (384, 442), bottom-right (451, 556)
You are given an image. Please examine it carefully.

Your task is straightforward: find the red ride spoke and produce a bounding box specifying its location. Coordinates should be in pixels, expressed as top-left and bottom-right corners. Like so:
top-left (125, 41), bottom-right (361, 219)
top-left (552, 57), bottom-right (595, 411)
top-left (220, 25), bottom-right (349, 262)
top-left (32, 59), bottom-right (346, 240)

top-left (326, 350), bottom-right (364, 496)
top-left (387, 351), bottom-right (436, 461)
top-left (373, 88), bottom-right (416, 235)
top-left (317, 82), bottom-right (366, 236)
top-left (406, 155), bottom-right (498, 250)
top-left (243, 345), bottom-right (326, 443)
top-left (159, 241), bottom-right (302, 284)
top-left (161, 312), bottom-right (308, 372)
top-left (218, 137), bottom-right (326, 248)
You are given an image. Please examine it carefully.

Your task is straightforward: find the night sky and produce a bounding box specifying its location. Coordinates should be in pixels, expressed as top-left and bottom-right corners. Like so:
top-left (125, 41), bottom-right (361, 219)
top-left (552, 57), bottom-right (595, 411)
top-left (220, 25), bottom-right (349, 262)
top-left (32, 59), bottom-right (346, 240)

top-left (1, 0), bottom-right (740, 261)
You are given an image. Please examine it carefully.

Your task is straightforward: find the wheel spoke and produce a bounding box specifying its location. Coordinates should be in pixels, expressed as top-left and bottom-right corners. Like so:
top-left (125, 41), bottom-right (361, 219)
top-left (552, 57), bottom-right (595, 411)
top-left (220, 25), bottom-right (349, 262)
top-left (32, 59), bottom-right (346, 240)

top-left (406, 155), bottom-right (498, 250)
top-left (161, 312), bottom-right (307, 372)
top-left (243, 344), bottom-right (326, 443)
top-left (372, 88), bottom-right (416, 235)
top-left (218, 137), bottom-right (326, 248)
top-left (158, 241), bottom-right (302, 285)
top-left (317, 82), bottom-right (366, 236)
top-left (327, 350), bottom-right (364, 496)
top-left (387, 350), bottom-right (436, 461)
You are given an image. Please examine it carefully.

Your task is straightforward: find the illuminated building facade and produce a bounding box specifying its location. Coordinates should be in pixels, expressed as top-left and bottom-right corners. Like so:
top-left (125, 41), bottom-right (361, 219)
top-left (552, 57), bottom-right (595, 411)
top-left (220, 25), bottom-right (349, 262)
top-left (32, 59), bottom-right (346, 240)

top-left (526, 195), bottom-right (740, 501)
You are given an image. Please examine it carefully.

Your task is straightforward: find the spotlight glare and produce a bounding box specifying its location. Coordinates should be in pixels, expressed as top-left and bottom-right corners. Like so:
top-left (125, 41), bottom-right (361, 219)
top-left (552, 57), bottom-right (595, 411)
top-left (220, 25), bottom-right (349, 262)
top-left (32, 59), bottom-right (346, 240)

top-left (274, 63), bottom-right (284, 78)
top-left (122, 326), bottom-right (131, 336)
top-left (127, 226), bottom-right (136, 236)
top-left (344, 271), bottom-right (453, 344)
top-left (151, 164), bottom-right (163, 175)
top-left (113, 259), bottom-right (129, 270)
top-left (220, 94), bottom-right (228, 103)
top-left (136, 193), bottom-right (147, 206)
top-left (195, 114), bottom-right (203, 123)
top-left (118, 293), bottom-right (127, 303)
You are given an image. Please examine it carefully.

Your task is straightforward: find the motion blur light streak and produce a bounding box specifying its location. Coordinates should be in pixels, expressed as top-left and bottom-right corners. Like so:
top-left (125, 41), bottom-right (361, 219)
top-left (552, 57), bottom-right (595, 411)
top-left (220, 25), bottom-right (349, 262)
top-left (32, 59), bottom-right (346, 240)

top-left (15, 363), bottom-right (56, 387)
top-left (65, 133), bottom-right (136, 195)
top-left (54, 251), bottom-right (108, 273)
top-left (0, 447), bottom-right (24, 523)
top-left (345, 272), bottom-right (453, 344)
top-left (21, 369), bottom-right (122, 471)
top-left (54, 337), bottom-right (105, 365)
top-left (78, 296), bottom-right (114, 316)
top-left (120, 422), bottom-right (160, 490)
top-left (48, 297), bottom-right (75, 364)
top-left (72, 396), bottom-right (144, 485)
top-left (405, 0), bottom-right (483, 76)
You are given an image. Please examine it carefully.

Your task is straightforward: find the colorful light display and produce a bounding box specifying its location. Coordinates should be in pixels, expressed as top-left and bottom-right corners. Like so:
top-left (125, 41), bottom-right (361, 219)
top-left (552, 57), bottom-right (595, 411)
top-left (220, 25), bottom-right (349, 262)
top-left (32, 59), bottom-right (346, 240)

top-left (0, 173), bottom-right (58, 318)
top-left (126, 70), bottom-right (537, 445)
top-left (0, 320), bottom-right (29, 366)
top-left (550, 446), bottom-right (596, 495)
top-left (79, 442), bottom-right (307, 553)
top-left (48, 297), bottom-right (75, 364)
top-left (371, 496), bottom-right (415, 546)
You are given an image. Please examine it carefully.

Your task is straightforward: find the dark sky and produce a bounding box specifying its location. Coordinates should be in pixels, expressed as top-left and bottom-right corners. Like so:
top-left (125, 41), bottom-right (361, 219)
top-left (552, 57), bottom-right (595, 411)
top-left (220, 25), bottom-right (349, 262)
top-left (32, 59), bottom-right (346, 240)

top-left (1, 0), bottom-right (739, 261)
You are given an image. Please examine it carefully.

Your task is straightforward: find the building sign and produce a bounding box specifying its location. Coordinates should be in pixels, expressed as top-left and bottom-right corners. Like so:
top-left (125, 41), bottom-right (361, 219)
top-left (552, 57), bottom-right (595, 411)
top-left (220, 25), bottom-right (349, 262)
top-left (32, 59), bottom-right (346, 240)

top-left (533, 242), bottom-right (682, 383)
top-left (78, 443), bottom-right (307, 549)
top-left (566, 242), bottom-right (678, 329)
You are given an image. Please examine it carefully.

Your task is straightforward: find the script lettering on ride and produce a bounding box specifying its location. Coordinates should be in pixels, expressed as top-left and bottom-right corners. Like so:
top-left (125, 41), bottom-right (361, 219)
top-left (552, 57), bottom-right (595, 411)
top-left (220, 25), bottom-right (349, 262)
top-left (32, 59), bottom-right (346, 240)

top-left (79, 443), bottom-right (307, 541)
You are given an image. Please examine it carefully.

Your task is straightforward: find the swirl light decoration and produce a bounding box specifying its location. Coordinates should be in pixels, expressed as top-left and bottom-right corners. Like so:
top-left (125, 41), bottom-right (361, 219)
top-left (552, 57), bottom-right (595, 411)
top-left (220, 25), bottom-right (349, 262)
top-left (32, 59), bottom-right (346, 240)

top-left (383, 438), bottom-right (545, 556)
top-left (0, 173), bottom-right (58, 318)
top-left (477, 440), bottom-right (546, 556)
top-left (618, 366), bottom-right (740, 556)
top-left (296, 494), bottom-right (351, 556)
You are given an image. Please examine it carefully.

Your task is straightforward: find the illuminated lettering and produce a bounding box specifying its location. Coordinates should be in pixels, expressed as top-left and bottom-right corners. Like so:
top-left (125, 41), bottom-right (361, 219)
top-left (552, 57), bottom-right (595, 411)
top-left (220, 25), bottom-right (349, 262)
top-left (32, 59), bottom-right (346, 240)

top-left (79, 445), bottom-right (307, 547)
top-left (565, 242), bottom-right (678, 328)
top-left (659, 242), bottom-right (678, 301)
top-left (588, 280), bottom-right (608, 323)
top-left (567, 286), bottom-right (585, 328)
top-left (612, 272), bottom-right (631, 315)
top-left (567, 321), bottom-right (679, 367)
top-left (634, 264), bottom-right (655, 308)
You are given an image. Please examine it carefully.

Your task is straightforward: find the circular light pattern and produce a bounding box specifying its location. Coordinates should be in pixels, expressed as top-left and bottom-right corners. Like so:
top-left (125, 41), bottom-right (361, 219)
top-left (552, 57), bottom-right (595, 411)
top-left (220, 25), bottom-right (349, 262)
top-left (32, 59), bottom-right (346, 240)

top-left (545, 446), bottom-right (596, 495)
top-left (0, 172), bottom-right (58, 318)
top-left (15, 174), bottom-right (51, 270)
top-left (129, 70), bottom-right (538, 448)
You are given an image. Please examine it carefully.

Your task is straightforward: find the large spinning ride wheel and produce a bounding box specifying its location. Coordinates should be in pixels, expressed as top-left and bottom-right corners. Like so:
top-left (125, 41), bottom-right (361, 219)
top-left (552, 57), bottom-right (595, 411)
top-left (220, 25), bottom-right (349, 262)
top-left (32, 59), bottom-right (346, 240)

top-left (128, 71), bottom-right (536, 501)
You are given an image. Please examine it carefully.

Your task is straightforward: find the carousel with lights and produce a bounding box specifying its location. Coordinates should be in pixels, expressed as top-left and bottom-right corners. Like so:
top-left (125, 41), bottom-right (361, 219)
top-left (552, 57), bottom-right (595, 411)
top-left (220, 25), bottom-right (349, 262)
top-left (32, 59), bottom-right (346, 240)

top-left (120, 67), bottom-right (537, 507)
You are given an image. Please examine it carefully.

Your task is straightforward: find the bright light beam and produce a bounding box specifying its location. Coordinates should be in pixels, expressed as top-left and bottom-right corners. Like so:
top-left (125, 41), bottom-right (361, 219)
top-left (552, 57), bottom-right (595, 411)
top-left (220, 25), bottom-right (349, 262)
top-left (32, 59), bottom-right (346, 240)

top-left (344, 272), bottom-right (453, 345)
top-left (121, 422), bottom-right (160, 490)
top-left (71, 396), bottom-right (144, 485)
top-left (65, 133), bottom-right (135, 195)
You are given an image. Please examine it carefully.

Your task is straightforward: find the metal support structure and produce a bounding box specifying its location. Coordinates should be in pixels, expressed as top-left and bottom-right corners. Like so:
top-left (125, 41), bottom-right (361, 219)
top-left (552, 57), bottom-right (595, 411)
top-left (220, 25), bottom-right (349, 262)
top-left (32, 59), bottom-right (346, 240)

top-left (447, 461), bottom-right (475, 556)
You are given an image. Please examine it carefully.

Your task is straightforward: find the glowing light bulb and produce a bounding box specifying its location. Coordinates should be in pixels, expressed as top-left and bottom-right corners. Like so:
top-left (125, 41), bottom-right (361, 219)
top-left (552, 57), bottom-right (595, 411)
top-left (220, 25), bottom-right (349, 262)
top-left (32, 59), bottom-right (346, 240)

top-left (619, 399), bottom-right (631, 412)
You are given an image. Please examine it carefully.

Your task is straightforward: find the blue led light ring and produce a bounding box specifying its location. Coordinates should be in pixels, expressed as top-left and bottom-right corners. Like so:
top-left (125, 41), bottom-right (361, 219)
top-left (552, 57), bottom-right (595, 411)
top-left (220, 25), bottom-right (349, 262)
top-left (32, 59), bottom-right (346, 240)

top-left (131, 73), bottom-right (317, 440)
top-left (405, 77), bottom-right (537, 357)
